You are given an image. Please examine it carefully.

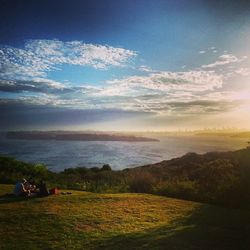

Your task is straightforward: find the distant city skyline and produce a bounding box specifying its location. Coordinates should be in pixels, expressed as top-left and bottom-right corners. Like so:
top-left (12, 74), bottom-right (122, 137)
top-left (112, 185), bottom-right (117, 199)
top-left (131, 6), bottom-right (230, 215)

top-left (1, 0), bottom-right (250, 131)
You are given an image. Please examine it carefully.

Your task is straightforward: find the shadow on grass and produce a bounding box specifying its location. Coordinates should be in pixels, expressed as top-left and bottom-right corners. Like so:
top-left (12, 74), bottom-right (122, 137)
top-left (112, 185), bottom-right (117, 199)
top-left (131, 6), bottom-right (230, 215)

top-left (0, 209), bottom-right (67, 250)
top-left (0, 194), bottom-right (47, 204)
top-left (0, 194), bottom-right (27, 204)
top-left (94, 205), bottom-right (250, 250)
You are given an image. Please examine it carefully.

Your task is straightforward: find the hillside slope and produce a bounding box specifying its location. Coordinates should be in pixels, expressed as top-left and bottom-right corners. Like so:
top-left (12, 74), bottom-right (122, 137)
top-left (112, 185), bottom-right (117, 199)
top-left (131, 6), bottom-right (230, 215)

top-left (0, 184), bottom-right (249, 250)
top-left (126, 147), bottom-right (250, 206)
top-left (135, 147), bottom-right (250, 171)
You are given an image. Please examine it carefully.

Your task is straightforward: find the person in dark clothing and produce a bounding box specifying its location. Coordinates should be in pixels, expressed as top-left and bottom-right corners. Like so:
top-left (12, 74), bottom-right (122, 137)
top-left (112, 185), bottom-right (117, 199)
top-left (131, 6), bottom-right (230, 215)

top-left (38, 181), bottom-right (49, 196)
top-left (27, 178), bottom-right (37, 193)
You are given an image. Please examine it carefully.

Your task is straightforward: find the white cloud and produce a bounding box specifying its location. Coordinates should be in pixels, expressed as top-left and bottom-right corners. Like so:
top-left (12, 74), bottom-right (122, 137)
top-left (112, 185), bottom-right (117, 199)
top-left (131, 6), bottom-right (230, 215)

top-left (234, 67), bottom-right (250, 76)
top-left (98, 70), bottom-right (223, 97)
top-left (0, 39), bottom-right (137, 79)
top-left (80, 70), bottom-right (228, 113)
top-left (199, 50), bottom-right (206, 54)
top-left (18, 93), bottom-right (90, 107)
top-left (0, 78), bottom-right (69, 93)
top-left (32, 78), bottom-right (68, 90)
top-left (138, 65), bottom-right (157, 72)
top-left (202, 54), bottom-right (247, 68)
top-left (25, 40), bottom-right (137, 69)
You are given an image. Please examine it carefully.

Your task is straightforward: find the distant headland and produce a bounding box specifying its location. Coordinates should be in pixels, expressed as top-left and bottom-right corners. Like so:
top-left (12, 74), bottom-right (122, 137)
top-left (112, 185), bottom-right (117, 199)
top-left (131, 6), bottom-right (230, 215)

top-left (6, 131), bottom-right (159, 142)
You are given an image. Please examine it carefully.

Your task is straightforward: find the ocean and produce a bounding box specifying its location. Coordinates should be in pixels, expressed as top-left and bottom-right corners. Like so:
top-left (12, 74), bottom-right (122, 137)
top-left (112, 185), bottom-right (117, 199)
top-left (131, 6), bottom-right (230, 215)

top-left (0, 135), bottom-right (247, 172)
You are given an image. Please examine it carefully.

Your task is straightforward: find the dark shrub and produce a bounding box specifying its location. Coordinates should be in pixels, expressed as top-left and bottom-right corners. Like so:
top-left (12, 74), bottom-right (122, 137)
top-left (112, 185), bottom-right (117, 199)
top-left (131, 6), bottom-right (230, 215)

top-left (101, 164), bottom-right (112, 171)
top-left (129, 171), bottom-right (156, 193)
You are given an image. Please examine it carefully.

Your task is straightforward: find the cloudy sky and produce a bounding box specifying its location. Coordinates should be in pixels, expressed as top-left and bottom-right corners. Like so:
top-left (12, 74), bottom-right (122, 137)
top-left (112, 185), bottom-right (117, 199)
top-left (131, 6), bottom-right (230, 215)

top-left (1, 0), bottom-right (250, 131)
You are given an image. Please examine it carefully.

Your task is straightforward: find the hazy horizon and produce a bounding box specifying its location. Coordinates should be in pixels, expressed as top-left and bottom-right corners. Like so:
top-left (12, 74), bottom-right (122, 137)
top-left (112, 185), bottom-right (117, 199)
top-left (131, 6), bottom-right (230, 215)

top-left (1, 127), bottom-right (250, 133)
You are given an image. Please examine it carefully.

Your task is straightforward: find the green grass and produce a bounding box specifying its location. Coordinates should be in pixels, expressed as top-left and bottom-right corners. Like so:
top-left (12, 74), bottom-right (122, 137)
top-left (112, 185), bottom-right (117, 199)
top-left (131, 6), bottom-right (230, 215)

top-left (0, 184), bottom-right (249, 250)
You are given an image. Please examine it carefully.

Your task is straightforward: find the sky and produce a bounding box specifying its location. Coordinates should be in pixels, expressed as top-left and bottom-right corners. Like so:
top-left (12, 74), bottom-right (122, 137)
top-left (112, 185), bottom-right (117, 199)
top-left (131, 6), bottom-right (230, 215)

top-left (0, 0), bottom-right (250, 131)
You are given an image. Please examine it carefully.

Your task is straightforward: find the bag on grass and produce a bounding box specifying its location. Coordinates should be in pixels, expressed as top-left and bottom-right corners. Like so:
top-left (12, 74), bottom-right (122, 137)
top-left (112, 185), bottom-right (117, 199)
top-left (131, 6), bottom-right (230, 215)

top-left (49, 187), bottom-right (59, 195)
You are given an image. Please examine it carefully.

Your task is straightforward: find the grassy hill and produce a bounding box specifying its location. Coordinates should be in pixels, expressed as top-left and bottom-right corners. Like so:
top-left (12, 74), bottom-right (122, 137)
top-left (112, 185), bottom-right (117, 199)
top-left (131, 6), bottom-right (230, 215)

top-left (1, 184), bottom-right (250, 250)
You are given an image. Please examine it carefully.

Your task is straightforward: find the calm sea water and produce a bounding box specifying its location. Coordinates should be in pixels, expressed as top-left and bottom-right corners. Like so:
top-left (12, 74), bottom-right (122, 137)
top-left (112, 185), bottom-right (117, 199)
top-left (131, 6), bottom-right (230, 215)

top-left (0, 135), bottom-right (247, 171)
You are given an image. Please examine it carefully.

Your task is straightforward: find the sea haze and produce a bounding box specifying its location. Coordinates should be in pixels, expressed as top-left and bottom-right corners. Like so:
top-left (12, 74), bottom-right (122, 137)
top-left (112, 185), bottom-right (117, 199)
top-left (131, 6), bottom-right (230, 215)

top-left (0, 135), bottom-right (247, 172)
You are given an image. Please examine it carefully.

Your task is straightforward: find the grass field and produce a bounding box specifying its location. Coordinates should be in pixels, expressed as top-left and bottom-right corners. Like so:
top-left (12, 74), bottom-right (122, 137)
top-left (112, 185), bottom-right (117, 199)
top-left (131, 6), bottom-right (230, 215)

top-left (0, 184), bottom-right (249, 250)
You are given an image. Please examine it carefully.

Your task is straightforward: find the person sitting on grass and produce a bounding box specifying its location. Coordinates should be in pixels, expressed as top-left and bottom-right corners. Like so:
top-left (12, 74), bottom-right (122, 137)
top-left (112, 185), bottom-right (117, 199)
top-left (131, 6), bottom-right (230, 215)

top-left (13, 179), bottom-right (31, 197)
top-left (38, 180), bottom-right (50, 197)
top-left (26, 178), bottom-right (37, 193)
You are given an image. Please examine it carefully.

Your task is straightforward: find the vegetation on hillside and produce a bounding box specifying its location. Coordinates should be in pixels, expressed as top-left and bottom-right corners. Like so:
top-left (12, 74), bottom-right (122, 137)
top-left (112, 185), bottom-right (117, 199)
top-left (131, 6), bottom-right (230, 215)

top-left (1, 146), bottom-right (250, 208)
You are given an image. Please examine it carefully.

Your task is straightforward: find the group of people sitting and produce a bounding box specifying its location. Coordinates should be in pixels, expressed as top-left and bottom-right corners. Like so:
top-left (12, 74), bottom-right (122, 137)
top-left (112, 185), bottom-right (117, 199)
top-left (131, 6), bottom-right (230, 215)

top-left (13, 179), bottom-right (53, 197)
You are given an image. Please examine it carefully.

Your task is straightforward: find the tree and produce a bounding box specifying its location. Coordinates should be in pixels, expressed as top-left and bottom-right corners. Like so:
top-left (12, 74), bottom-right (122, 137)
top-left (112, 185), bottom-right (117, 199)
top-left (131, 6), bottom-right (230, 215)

top-left (101, 164), bottom-right (112, 171)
